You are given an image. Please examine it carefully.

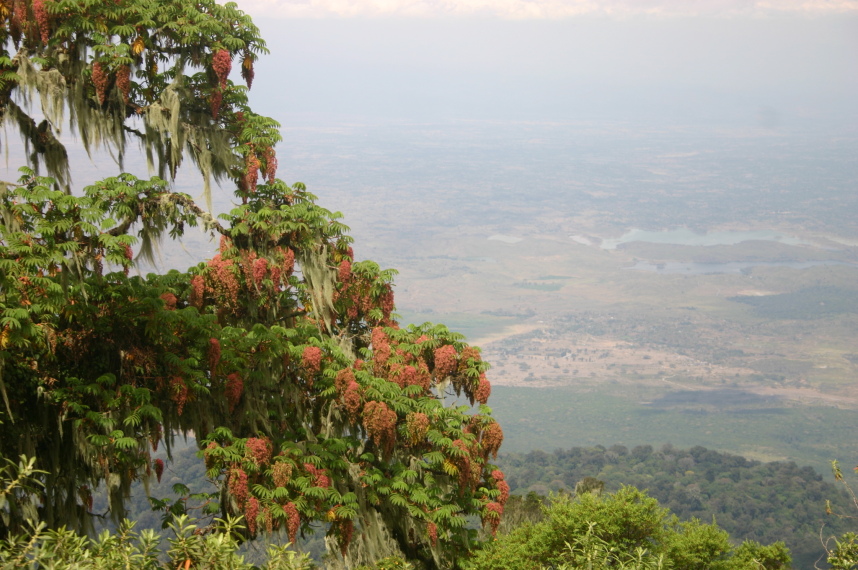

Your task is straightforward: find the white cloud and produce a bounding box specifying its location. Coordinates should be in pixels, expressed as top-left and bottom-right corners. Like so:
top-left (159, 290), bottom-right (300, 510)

top-left (240, 0), bottom-right (858, 19)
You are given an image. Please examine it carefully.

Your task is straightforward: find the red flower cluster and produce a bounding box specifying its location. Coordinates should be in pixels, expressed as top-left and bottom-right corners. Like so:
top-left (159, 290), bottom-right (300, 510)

top-left (335, 368), bottom-right (355, 396)
top-left (207, 255), bottom-right (240, 307)
top-left (482, 421), bottom-right (504, 459)
top-left (261, 145), bottom-right (277, 183)
top-left (246, 437), bottom-right (271, 466)
top-left (363, 401), bottom-right (397, 455)
top-left (208, 338), bottom-right (221, 373)
top-left (304, 463), bottom-right (330, 489)
top-left (10, 0), bottom-right (24, 39)
top-left (492, 469), bottom-right (511, 505)
top-left (189, 275), bottom-right (205, 308)
top-left (153, 458), bottom-right (165, 483)
top-left (33, 0), bottom-right (49, 44)
top-left (244, 151), bottom-right (260, 193)
top-left (483, 502), bottom-right (503, 536)
top-left (338, 259), bottom-right (351, 283)
top-left (225, 373), bottom-right (244, 412)
top-left (427, 522), bottom-right (438, 547)
top-left (91, 62), bottom-right (108, 105)
top-left (160, 292), bottom-right (177, 310)
top-left (245, 496), bottom-right (260, 534)
top-left (209, 88), bottom-right (222, 118)
top-left (452, 439), bottom-right (472, 488)
top-left (460, 346), bottom-right (482, 369)
top-left (115, 65), bottom-right (130, 104)
top-left (212, 49), bottom-right (231, 89)
top-left (475, 375), bottom-right (491, 405)
top-left (284, 502), bottom-right (300, 543)
top-left (344, 381), bottom-right (362, 421)
top-left (339, 519), bottom-right (354, 556)
top-left (228, 467), bottom-right (249, 507)
top-left (281, 247), bottom-right (295, 276)
top-left (497, 479), bottom-right (510, 506)
top-left (371, 328), bottom-right (391, 376)
top-left (170, 376), bottom-right (189, 415)
top-left (302, 345), bottom-right (322, 376)
top-left (433, 345), bottom-right (457, 377)
top-left (263, 506), bottom-right (273, 533)
top-left (252, 257), bottom-right (268, 287)
top-left (378, 286), bottom-right (394, 323)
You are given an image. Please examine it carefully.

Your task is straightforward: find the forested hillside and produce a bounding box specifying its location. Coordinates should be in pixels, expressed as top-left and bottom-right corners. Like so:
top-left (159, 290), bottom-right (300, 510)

top-left (497, 444), bottom-right (853, 567)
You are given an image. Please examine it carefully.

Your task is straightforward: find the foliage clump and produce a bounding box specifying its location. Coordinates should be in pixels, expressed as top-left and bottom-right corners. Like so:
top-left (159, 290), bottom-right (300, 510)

top-left (466, 486), bottom-right (791, 570)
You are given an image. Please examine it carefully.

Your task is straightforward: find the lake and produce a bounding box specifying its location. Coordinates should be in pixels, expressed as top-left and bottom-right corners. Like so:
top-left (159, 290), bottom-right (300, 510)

top-left (600, 228), bottom-right (810, 250)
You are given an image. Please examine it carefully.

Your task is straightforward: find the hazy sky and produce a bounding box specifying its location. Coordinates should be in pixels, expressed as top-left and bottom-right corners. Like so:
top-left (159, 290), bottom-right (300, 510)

top-left (243, 0), bottom-right (858, 19)
top-left (242, 0), bottom-right (858, 129)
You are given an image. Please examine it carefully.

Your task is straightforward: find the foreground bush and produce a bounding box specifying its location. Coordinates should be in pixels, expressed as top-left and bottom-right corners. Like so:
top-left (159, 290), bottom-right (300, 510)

top-left (465, 486), bottom-right (791, 570)
top-left (0, 515), bottom-right (314, 570)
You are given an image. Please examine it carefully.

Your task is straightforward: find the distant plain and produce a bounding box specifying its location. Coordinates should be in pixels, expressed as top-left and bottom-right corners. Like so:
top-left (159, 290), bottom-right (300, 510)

top-left (274, 119), bottom-right (858, 476)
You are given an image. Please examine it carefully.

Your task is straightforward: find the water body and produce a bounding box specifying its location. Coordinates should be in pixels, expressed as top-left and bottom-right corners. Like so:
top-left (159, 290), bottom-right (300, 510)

top-left (627, 260), bottom-right (857, 275)
top-left (600, 228), bottom-right (810, 250)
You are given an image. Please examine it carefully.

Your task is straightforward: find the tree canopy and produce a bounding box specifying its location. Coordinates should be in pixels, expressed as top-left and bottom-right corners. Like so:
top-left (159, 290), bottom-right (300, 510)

top-left (0, 1), bottom-right (507, 567)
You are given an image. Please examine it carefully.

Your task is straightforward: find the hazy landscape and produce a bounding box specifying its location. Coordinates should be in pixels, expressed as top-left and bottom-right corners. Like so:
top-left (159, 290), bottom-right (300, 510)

top-left (231, 117), bottom-right (854, 477)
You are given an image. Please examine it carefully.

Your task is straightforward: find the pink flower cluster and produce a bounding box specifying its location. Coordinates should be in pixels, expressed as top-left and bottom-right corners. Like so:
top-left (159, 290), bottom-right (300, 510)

top-left (433, 345), bottom-right (457, 377)
top-left (338, 259), bottom-right (351, 283)
top-left (261, 146), bottom-right (277, 183)
top-left (229, 468), bottom-right (249, 508)
top-left (304, 463), bottom-right (330, 489)
top-left (245, 496), bottom-right (260, 534)
top-left (483, 502), bottom-right (503, 536)
top-left (284, 502), bottom-right (300, 543)
top-left (92, 62), bottom-right (108, 105)
top-left (245, 151), bottom-right (261, 193)
top-left (363, 401), bottom-right (397, 455)
top-left (207, 255), bottom-right (239, 307)
top-left (33, 0), bottom-right (50, 44)
top-left (482, 421), bottom-right (504, 459)
top-left (209, 338), bottom-right (221, 372)
top-left (492, 470), bottom-right (510, 505)
top-left (302, 345), bottom-right (323, 376)
top-left (246, 437), bottom-right (271, 466)
top-left (212, 49), bottom-right (231, 89)
top-left (475, 375), bottom-right (491, 405)
top-left (452, 439), bottom-right (472, 488)
top-left (252, 257), bottom-right (268, 286)
top-left (116, 65), bottom-right (130, 104)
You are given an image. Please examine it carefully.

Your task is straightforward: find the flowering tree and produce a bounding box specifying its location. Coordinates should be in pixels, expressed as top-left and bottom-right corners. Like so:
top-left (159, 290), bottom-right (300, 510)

top-left (0, 0), bottom-right (506, 567)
